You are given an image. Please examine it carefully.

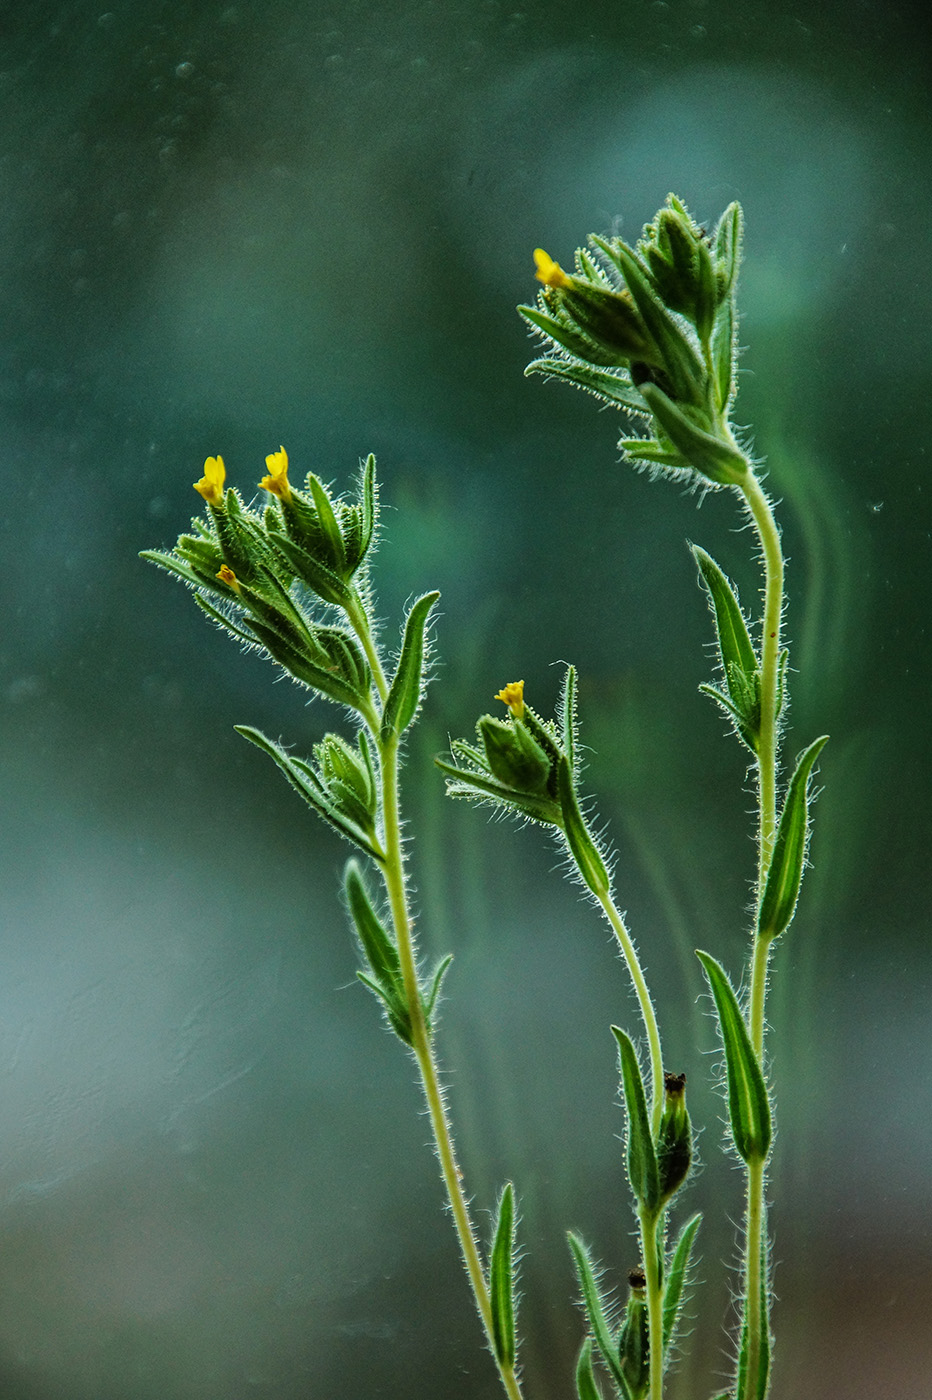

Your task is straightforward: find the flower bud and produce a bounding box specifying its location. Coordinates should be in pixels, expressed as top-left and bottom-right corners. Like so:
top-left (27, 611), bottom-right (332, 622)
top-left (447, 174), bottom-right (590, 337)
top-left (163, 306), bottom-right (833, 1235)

top-left (657, 1071), bottom-right (692, 1203)
top-left (478, 715), bottom-right (552, 795)
top-left (617, 1269), bottom-right (650, 1400)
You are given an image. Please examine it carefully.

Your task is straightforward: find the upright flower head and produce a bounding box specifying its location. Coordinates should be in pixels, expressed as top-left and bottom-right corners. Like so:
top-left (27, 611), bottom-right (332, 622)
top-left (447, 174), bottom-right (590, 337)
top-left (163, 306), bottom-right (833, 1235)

top-left (533, 249), bottom-right (572, 290)
top-left (194, 455), bottom-right (226, 505)
top-left (495, 679), bottom-right (526, 719)
top-left (260, 445), bottom-right (292, 501)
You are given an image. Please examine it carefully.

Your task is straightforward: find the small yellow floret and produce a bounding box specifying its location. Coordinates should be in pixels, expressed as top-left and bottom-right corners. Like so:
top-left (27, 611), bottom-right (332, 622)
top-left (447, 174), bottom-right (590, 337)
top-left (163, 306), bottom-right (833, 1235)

top-left (216, 564), bottom-right (240, 591)
top-left (194, 455), bottom-right (226, 505)
top-left (260, 445), bottom-right (292, 501)
top-left (533, 248), bottom-right (571, 289)
top-left (495, 679), bottom-right (525, 718)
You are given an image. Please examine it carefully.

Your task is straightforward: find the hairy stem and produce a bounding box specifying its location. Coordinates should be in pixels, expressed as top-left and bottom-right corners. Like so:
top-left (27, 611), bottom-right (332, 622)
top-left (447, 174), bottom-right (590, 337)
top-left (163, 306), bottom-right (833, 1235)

top-left (378, 726), bottom-right (524, 1400)
top-left (735, 469), bottom-right (784, 1400)
top-left (639, 1208), bottom-right (666, 1400)
top-left (594, 886), bottom-right (665, 1133)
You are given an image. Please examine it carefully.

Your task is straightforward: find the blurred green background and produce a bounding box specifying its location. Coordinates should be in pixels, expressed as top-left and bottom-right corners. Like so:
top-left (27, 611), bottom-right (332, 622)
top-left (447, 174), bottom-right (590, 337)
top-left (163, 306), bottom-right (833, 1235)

top-left (1, 1), bottom-right (930, 1396)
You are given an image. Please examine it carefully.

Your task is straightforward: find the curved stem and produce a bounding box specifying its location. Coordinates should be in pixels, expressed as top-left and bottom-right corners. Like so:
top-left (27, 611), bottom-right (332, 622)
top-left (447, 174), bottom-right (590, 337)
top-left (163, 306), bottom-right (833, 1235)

top-left (594, 886), bottom-right (665, 1133)
top-left (379, 729), bottom-right (524, 1400)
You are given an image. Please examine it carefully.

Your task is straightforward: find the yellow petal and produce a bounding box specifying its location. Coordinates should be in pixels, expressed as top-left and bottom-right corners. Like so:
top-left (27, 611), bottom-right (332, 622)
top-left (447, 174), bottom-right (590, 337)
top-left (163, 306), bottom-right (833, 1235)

top-left (495, 679), bottom-right (525, 718)
top-left (194, 455), bottom-right (226, 504)
top-left (259, 445), bottom-right (292, 499)
top-left (533, 248), bottom-right (571, 289)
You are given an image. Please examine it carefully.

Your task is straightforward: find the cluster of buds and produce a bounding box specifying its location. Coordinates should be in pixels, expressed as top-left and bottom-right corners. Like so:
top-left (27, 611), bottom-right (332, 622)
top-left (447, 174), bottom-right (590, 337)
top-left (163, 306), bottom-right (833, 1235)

top-left (520, 195), bottom-right (749, 487)
top-left (436, 669), bottom-right (611, 898)
top-left (142, 448), bottom-right (379, 717)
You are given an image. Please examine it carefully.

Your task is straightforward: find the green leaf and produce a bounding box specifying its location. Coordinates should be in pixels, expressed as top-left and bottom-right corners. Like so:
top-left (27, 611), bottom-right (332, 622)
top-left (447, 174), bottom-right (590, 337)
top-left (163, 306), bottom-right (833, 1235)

top-left (662, 1212), bottom-right (702, 1355)
top-left (344, 859), bottom-right (413, 1044)
top-left (524, 356), bottom-right (649, 413)
top-left (711, 293), bottom-right (737, 413)
top-left (619, 438), bottom-right (688, 470)
top-left (558, 757), bottom-right (610, 897)
top-left (713, 200), bottom-right (744, 296)
top-left (519, 304), bottom-right (631, 368)
top-left (560, 664), bottom-right (579, 774)
top-left (691, 545), bottom-right (757, 681)
top-left (611, 1026), bottom-right (660, 1213)
top-left (381, 591), bottom-right (440, 740)
top-left (695, 952), bottom-right (771, 1164)
top-left (592, 237), bottom-right (706, 406)
top-left (421, 953), bottom-right (453, 1029)
top-left (574, 1339), bottom-right (604, 1400)
top-left (636, 383), bottom-right (748, 485)
top-left (567, 1234), bottom-right (631, 1397)
top-left (235, 726), bottom-right (383, 860)
top-left (692, 545), bottom-right (760, 749)
top-left (266, 528), bottom-right (352, 607)
top-left (435, 756), bottom-right (563, 827)
top-left (489, 1182), bottom-right (518, 1369)
top-left (757, 735), bottom-right (829, 942)
top-left (305, 473), bottom-right (347, 574)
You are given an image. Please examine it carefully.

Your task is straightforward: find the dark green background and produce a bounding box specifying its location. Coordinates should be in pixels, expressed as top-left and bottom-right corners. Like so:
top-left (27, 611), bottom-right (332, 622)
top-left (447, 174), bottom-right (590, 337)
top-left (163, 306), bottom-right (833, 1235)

top-left (1, 1), bottom-right (929, 1396)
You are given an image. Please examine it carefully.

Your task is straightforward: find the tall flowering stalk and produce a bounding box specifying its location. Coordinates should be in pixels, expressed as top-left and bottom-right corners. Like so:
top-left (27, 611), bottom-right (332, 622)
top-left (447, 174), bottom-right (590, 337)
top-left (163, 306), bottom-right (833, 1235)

top-left (143, 195), bottom-right (826, 1400)
top-left (508, 195), bottom-right (826, 1400)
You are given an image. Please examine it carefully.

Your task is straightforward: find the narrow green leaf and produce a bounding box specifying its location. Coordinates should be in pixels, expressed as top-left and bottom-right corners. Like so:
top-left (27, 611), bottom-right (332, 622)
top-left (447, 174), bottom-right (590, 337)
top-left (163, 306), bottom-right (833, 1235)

top-left (344, 860), bottom-right (401, 985)
top-left (520, 304), bottom-right (631, 367)
top-left (489, 1182), bottom-right (518, 1369)
top-left (305, 473), bottom-right (347, 574)
top-left (711, 293), bottom-right (737, 413)
top-left (592, 238), bottom-right (706, 406)
top-left (139, 548), bottom-right (212, 592)
top-left (695, 952), bottom-right (771, 1163)
top-left (713, 200), bottom-right (744, 295)
top-left (611, 1027), bottom-right (660, 1213)
top-left (662, 1212), bottom-right (702, 1355)
top-left (381, 591), bottom-right (440, 740)
top-left (435, 756), bottom-right (563, 827)
top-left (235, 726), bottom-right (383, 860)
top-left (691, 545), bottom-right (758, 683)
top-left (574, 1338), bottom-right (604, 1400)
top-left (561, 664), bottom-right (579, 773)
top-left (266, 528), bottom-right (352, 607)
top-left (558, 757), bottom-right (610, 897)
top-left (421, 953), bottom-right (453, 1029)
top-left (757, 735), bottom-right (829, 942)
top-left (637, 383), bottom-right (748, 485)
top-left (567, 1234), bottom-right (631, 1395)
top-left (358, 452), bottom-right (378, 564)
top-left (524, 356), bottom-right (649, 413)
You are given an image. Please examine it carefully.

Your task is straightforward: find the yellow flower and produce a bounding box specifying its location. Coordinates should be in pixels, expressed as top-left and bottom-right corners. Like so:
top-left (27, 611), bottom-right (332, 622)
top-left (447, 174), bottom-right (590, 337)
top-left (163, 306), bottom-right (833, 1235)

top-left (194, 455), bottom-right (226, 505)
top-left (495, 679), bottom-right (525, 719)
top-left (259, 445), bottom-right (292, 501)
top-left (216, 564), bottom-right (240, 592)
top-left (533, 248), bottom-right (572, 290)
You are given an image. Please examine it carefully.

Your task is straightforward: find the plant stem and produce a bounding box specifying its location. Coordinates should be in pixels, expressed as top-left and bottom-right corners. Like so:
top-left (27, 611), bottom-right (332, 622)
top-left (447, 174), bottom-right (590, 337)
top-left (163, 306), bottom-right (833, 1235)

top-left (594, 886), bottom-right (665, 1133)
top-left (735, 469), bottom-right (784, 1400)
top-left (639, 1208), bottom-right (666, 1400)
top-left (378, 725), bottom-right (525, 1400)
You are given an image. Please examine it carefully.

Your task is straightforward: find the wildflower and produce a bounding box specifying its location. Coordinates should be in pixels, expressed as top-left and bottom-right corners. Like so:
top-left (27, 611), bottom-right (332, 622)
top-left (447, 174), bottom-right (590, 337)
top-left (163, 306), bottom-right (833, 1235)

top-left (533, 248), bottom-right (572, 289)
top-left (260, 445), bottom-right (292, 501)
top-left (216, 564), bottom-right (241, 592)
top-left (495, 679), bottom-right (525, 719)
top-left (194, 455), bottom-right (226, 505)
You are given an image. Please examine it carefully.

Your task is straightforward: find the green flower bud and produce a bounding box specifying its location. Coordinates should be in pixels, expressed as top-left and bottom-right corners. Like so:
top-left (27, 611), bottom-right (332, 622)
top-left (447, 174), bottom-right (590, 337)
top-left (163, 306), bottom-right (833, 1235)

top-left (617, 1269), bottom-right (650, 1400)
top-left (478, 714), bottom-right (552, 794)
top-left (533, 249), bottom-right (660, 367)
top-left (657, 1071), bottom-right (693, 1203)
